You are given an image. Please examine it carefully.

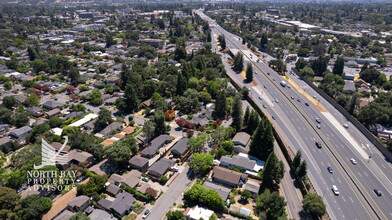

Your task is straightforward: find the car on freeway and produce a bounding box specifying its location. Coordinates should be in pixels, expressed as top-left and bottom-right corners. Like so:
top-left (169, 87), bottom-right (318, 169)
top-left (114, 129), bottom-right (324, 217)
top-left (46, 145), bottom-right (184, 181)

top-left (332, 185), bottom-right (339, 195)
top-left (305, 102), bottom-right (309, 106)
top-left (275, 99), bottom-right (279, 103)
top-left (258, 96), bottom-right (262, 100)
top-left (263, 105), bottom-right (267, 109)
top-left (264, 85), bottom-right (267, 89)
top-left (272, 116), bottom-right (276, 120)
top-left (343, 124), bottom-right (349, 128)
top-left (315, 118), bottom-right (321, 123)
top-left (291, 96), bottom-right (294, 99)
top-left (350, 158), bottom-right (357, 165)
top-left (317, 124), bottom-right (321, 129)
top-left (316, 141), bottom-right (322, 148)
top-left (327, 166), bottom-right (333, 174)
top-left (287, 85), bottom-right (291, 88)
top-left (297, 99), bottom-right (301, 102)
top-left (267, 72), bottom-right (270, 75)
top-left (142, 210), bottom-right (150, 219)
top-left (273, 78), bottom-right (275, 81)
top-left (313, 95), bottom-right (317, 99)
top-left (374, 189), bottom-right (382, 196)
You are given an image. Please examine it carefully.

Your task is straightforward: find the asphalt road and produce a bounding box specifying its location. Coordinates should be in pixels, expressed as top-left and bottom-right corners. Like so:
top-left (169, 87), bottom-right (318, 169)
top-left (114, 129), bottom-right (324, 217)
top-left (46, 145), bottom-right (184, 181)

top-left (195, 9), bottom-right (392, 220)
top-left (145, 166), bottom-right (193, 220)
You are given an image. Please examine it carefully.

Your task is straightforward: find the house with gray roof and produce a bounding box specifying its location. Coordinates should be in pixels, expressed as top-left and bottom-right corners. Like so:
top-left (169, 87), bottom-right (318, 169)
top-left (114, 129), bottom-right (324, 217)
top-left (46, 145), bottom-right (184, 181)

top-left (67, 195), bottom-right (90, 212)
top-left (26, 106), bottom-right (44, 117)
top-left (42, 100), bottom-right (62, 110)
top-left (212, 166), bottom-right (248, 188)
top-left (59, 149), bottom-right (94, 169)
top-left (203, 181), bottom-right (231, 200)
top-left (0, 136), bottom-right (12, 150)
top-left (63, 111), bottom-right (84, 120)
top-left (220, 155), bottom-right (256, 172)
top-left (0, 124), bottom-right (10, 135)
top-left (109, 170), bottom-right (141, 188)
top-left (140, 134), bottom-right (172, 158)
top-left (148, 158), bottom-right (175, 178)
top-left (9, 126), bottom-right (32, 141)
top-left (128, 156), bottom-right (149, 172)
top-left (107, 184), bottom-right (121, 195)
top-left (88, 209), bottom-right (116, 220)
top-left (45, 108), bottom-right (61, 118)
top-left (232, 132), bottom-right (251, 153)
top-left (98, 192), bottom-right (136, 216)
top-left (245, 180), bottom-right (260, 194)
top-left (97, 122), bottom-right (123, 137)
top-left (170, 138), bottom-right (189, 157)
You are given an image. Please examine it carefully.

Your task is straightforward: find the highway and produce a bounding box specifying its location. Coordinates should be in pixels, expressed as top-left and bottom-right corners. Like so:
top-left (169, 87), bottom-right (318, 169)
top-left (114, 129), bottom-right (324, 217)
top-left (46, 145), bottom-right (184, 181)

top-left (195, 9), bottom-right (392, 220)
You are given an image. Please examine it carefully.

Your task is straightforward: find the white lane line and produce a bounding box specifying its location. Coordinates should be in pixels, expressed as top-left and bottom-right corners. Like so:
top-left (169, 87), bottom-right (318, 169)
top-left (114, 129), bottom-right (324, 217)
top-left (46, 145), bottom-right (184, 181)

top-left (337, 178), bottom-right (341, 183)
top-left (350, 197), bottom-right (354, 203)
top-left (364, 172), bottom-right (368, 177)
top-left (321, 161), bottom-right (325, 167)
top-left (381, 164), bottom-right (386, 169)
top-left (330, 177), bottom-right (334, 182)
top-left (342, 196), bottom-right (346, 202)
top-left (357, 172), bottom-right (362, 177)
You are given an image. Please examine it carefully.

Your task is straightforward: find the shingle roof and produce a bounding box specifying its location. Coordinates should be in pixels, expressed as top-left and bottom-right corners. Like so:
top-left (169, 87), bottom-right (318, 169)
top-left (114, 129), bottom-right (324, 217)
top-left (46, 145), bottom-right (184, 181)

top-left (232, 132), bottom-right (251, 146)
top-left (220, 155), bottom-right (256, 171)
top-left (213, 166), bottom-right (247, 186)
top-left (9, 126), bottom-right (32, 138)
top-left (203, 181), bottom-right (231, 200)
top-left (67, 195), bottom-right (89, 208)
top-left (128, 155), bottom-right (149, 167)
top-left (245, 180), bottom-right (260, 194)
top-left (171, 138), bottom-right (189, 156)
top-left (140, 134), bottom-right (171, 157)
top-left (99, 122), bottom-right (123, 137)
top-left (148, 158), bottom-right (175, 177)
top-left (107, 184), bottom-right (121, 195)
top-left (110, 192), bottom-right (136, 215)
top-left (88, 209), bottom-right (116, 220)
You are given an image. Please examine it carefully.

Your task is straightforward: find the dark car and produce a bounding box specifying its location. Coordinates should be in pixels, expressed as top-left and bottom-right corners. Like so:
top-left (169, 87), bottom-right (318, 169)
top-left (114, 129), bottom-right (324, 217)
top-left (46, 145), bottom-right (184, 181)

top-left (315, 118), bottom-right (321, 123)
top-left (374, 189), bottom-right (382, 196)
top-left (305, 102), bottom-right (309, 106)
top-left (316, 141), bottom-right (322, 148)
top-left (327, 166), bottom-right (333, 174)
top-left (272, 116), bottom-right (276, 120)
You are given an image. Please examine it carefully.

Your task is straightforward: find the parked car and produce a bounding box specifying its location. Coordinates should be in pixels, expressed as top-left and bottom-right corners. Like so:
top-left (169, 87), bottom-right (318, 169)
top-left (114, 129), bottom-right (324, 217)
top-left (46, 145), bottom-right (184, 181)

top-left (142, 209), bottom-right (150, 219)
top-left (142, 177), bottom-right (150, 182)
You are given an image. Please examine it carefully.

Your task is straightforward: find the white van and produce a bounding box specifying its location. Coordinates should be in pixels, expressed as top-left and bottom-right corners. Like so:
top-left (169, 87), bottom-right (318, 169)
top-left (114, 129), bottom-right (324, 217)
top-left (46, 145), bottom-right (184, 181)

top-left (332, 185), bottom-right (339, 195)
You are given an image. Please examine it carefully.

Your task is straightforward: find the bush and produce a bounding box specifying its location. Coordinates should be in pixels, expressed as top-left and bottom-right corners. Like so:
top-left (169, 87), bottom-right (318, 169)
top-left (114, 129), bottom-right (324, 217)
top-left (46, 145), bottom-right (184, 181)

top-left (160, 175), bottom-right (168, 185)
top-left (230, 211), bottom-right (247, 219)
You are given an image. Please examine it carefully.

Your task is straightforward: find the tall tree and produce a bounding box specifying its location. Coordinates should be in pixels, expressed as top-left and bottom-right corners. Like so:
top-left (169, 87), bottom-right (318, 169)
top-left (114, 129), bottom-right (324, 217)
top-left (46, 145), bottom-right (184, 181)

top-left (292, 150), bottom-right (302, 171)
top-left (260, 33), bottom-right (268, 48)
top-left (152, 110), bottom-right (167, 136)
top-left (69, 66), bottom-right (80, 85)
top-left (255, 189), bottom-right (287, 220)
top-left (303, 193), bottom-right (326, 219)
top-left (176, 71), bottom-right (187, 95)
top-left (311, 56), bottom-right (329, 76)
top-left (231, 94), bottom-right (243, 131)
top-left (333, 56), bottom-right (344, 76)
top-left (94, 109), bottom-right (114, 131)
top-left (218, 35), bottom-right (226, 50)
top-left (261, 152), bottom-right (285, 189)
top-left (124, 83), bottom-right (140, 113)
top-left (215, 90), bottom-right (227, 118)
top-left (249, 118), bottom-right (274, 160)
top-left (246, 110), bottom-right (260, 135)
top-left (297, 160), bottom-right (307, 181)
top-left (189, 153), bottom-right (213, 173)
top-left (243, 106), bottom-right (250, 127)
top-left (120, 63), bottom-right (130, 90)
top-left (246, 63), bottom-right (253, 82)
top-left (142, 120), bottom-right (155, 140)
top-left (233, 52), bottom-right (244, 72)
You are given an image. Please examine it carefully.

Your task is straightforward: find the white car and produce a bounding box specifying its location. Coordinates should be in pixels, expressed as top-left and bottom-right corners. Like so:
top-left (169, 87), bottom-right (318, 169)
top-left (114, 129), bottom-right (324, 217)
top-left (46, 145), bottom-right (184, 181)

top-left (350, 158), bottom-right (357, 165)
top-left (343, 124), bottom-right (349, 128)
top-left (332, 185), bottom-right (339, 195)
top-left (142, 209), bottom-right (150, 219)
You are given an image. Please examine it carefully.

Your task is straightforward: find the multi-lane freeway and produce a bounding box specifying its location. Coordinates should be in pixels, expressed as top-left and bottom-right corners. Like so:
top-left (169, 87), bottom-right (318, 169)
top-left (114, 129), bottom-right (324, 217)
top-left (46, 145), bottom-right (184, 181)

top-left (195, 9), bottom-right (392, 220)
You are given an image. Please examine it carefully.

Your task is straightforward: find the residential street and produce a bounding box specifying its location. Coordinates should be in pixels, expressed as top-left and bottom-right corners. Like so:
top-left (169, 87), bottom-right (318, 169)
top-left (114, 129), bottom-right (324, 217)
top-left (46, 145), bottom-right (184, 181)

top-left (274, 142), bottom-right (306, 220)
top-left (142, 166), bottom-right (194, 220)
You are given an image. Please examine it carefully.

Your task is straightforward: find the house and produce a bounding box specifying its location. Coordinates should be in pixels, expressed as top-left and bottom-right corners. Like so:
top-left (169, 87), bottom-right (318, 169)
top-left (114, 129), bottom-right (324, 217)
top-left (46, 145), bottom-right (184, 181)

top-left (100, 138), bottom-right (115, 147)
top-left (26, 106), bottom-right (45, 117)
top-left (148, 158), bottom-right (175, 178)
top-left (32, 118), bottom-right (48, 126)
top-left (107, 184), bottom-right (121, 195)
top-left (212, 166), bottom-right (248, 188)
top-left (45, 109), bottom-right (61, 118)
top-left (128, 156), bottom-right (149, 172)
top-left (97, 122), bottom-right (123, 137)
top-left (229, 205), bottom-right (251, 217)
top-left (98, 192), bottom-right (136, 216)
top-left (112, 126), bottom-right (136, 140)
top-left (88, 209), bottom-right (116, 220)
top-left (245, 180), bottom-right (261, 194)
top-left (89, 159), bottom-right (118, 176)
top-left (9, 126), bottom-right (32, 141)
top-left (51, 142), bottom-right (71, 153)
top-left (83, 119), bottom-right (96, 130)
top-left (170, 138), bottom-right (189, 157)
top-left (165, 110), bottom-right (175, 121)
top-left (14, 95), bottom-right (27, 105)
top-left (63, 111), bottom-right (84, 120)
top-left (0, 137), bottom-right (12, 150)
top-left (43, 100), bottom-right (62, 110)
top-left (67, 195), bottom-right (90, 212)
top-left (142, 99), bottom-right (152, 108)
top-left (109, 170), bottom-right (141, 188)
top-left (184, 206), bottom-right (214, 220)
top-left (52, 210), bottom-right (74, 220)
top-left (59, 149), bottom-right (94, 169)
top-left (202, 181), bottom-right (231, 200)
top-left (140, 134), bottom-right (172, 158)
top-left (220, 155), bottom-right (256, 172)
top-left (0, 124), bottom-right (10, 135)
top-left (232, 132), bottom-right (251, 153)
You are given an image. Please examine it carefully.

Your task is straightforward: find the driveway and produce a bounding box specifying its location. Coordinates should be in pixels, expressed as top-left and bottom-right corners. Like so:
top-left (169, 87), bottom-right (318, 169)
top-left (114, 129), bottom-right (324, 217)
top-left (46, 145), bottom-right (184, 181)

top-left (141, 166), bottom-right (194, 220)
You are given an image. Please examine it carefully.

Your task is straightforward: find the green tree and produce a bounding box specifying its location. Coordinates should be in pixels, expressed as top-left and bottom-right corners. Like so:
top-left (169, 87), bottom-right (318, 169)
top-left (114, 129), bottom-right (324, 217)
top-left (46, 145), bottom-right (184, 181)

top-left (218, 35), bottom-right (226, 50)
top-left (166, 210), bottom-right (186, 220)
top-left (261, 152), bottom-right (284, 189)
top-left (233, 52), bottom-right (244, 72)
top-left (69, 66), bottom-right (80, 85)
top-left (69, 212), bottom-right (90, 220)
top-left (241, 190), bottom-right (253, 202)
top-left (49, 117), bottom-right (64, 128)
top-left (255, 189), bottom-right (287, 220)
top-left (27, 93), bottom-right (40, 106)
top-left (243, 106), bottom-right (250, 127)
top-left (215, 90), bottom-right (227, 118)
top-left (260, 33), bottom-right (268, 48)
top-left (77, 175), bottom-right (106, 197)
top-left (297, 160), bottom-right (307, 181)
top-left (12, 111), bottom-right (29, 128)
top-left (295, 58), bottom-right (308, 70)
top-left (231, 94), bottom-right (243, 132)
top-left (189, 153), bottom-right (213, 173)
top-left (299, 67), bottom-right (315, 78)
top-left (4, 81), bottom-right (12, 90)
top-left (2, 96), bottom-right (16, 109)
top-left (333, 56), bottom-right (344, 76)
top-left (292, 150), bottom-right (302, 171)
top-left (22, 80), bottom-right (35, 89)
top-left (184, 184), bottom-right (224, 211)
top-left (104, 139), bottom-right (138, 167)
top-left (176, 71), bottom-right (188, 95)
top-left (152, 110), bottom-right (167, 136)
top-left (249, 118), bottom-right (274, 160)
top-left (89, 89), bottom-right (102, 106)
top-left (188, 134), bottom-right (209, 152)
top-left (311, 56), bottom-right (329, 76)
top-left (302, 193), bottom-right (326, 219)
top-left (142, 120), bottom-right (155, 140)
top-left (246, 110), bottom-right (260, 135)
top-left (94, 109), bottom-right (114, 131)
top-left (18, 194), bottom-right (52, 220)
top-left (246, 63), bottom-right (253, 82)
top-left (174, 46), bottom-right (187, 61)
top-left (106, 34), bottom-right (115, 48)
top-left (176, 89), bottom-right (200, 114)
top-left (124, 83), bottom-right (140, 113)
